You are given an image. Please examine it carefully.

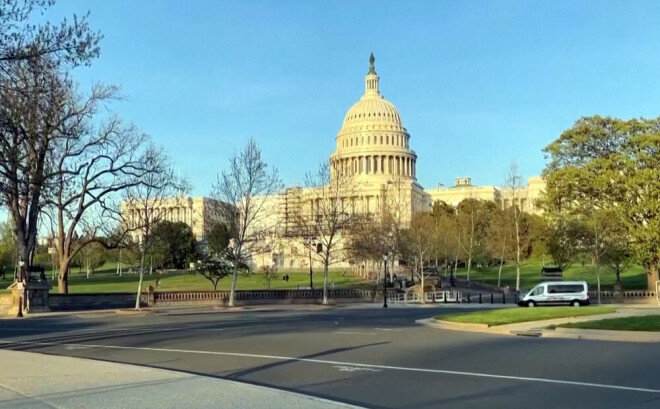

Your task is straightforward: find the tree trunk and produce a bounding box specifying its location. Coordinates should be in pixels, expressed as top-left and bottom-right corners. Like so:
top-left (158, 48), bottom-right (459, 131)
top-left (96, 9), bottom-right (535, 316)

top-left (419, 256), bottom-right (425, 304)
top-left (58, 258), bottom-right (71, 294)
top-left (515, 218), bottom-right (521, 292)
top-left (596, 263), bottom-right (601, 305)
top-left (135, 250), bottom-right (146, 310)
top-left (647, 261), bottom-right (659, 291)
top-left (228, 262), bottom-right (238, 307)
top-left (322, 262), bottom-right (329, 305)
top-left (466, 254), bottom-right (472, 281)
top-left (228, 244), bottom-right (241, 307)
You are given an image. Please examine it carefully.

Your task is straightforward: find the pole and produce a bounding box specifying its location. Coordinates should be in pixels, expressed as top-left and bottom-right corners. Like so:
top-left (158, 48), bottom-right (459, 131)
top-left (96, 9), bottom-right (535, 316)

top-left (16, 264), bottom-right (25, 318)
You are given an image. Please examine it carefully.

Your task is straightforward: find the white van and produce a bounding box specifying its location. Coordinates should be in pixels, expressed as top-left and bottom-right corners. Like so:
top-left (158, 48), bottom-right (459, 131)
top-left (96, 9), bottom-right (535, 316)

top-left (518, 281), bottom-right (590, 307)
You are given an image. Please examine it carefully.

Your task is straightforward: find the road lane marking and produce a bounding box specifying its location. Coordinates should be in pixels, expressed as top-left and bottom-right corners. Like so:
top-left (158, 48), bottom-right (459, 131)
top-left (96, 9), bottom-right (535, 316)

top-left (334, 331), bottom-right (377, 336)
top-left (1, 340), bottom-right (659, 394)
top-left (333, 365), bottom-right (382, 373)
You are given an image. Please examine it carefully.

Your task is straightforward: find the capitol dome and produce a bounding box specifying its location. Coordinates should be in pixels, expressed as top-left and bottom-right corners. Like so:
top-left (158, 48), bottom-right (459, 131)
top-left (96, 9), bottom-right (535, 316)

top-left (331, 53), bottom-right (417, 182)
top-left (342, 90), bottom-right (403, 128)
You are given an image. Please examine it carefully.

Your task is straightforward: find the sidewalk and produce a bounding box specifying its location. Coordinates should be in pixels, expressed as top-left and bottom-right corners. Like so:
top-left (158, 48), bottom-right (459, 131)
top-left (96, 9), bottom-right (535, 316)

top-left (0, 350), bottom-right (363, 409)
top-left (4, 301), bottom-right (509, 320)
top-left (419, 308), bottom-right (660, 343)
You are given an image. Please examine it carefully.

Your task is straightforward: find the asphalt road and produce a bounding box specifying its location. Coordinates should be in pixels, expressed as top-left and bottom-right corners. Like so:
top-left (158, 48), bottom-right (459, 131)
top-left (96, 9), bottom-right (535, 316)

top-left (1, 305), bottom-right (659, 409)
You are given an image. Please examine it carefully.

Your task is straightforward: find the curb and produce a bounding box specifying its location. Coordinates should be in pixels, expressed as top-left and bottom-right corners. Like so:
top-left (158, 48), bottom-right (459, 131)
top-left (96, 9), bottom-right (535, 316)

top-left (541, 327), bottom-right (660, 343)
top-left (418, 315), bottom-right (660, 343)
top-left (415, 318), bottom-right (512, 335)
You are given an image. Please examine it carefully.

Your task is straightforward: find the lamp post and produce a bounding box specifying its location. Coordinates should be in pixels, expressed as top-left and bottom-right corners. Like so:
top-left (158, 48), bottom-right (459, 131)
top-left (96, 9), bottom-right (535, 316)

top-left (16, 261), bottom-right (25, 318)
top-left (382, 253), bottom-right (389, 308)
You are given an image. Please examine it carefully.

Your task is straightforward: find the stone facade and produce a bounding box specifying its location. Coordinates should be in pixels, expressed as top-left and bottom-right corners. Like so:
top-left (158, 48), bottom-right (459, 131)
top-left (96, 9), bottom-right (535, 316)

top-left (427, 176), bottom-right (545, 214)
top-left (120, 196), bottom-right (221, 241)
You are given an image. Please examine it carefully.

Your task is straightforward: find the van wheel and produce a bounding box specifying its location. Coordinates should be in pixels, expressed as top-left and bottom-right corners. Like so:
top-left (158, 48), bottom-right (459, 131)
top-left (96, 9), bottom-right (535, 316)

top-left (572, 300), bottom-right (581, 307)
top-left (527, 301), bottom-right (536, 308)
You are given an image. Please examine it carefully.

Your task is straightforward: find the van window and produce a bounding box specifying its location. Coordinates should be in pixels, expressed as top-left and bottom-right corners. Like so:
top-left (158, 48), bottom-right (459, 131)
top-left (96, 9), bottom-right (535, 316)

top-left (548, 284), bottom-right (584, 294)
top-left (532, 286), bottom-right (544, 296)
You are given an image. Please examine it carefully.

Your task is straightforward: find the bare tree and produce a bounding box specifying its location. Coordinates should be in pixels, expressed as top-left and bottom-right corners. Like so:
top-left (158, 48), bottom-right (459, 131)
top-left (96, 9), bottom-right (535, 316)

top-left (0, 0), bottom-right (100, 274)
top-left (380, 175), bottom-right (413, 280)
top-left (41, 82), bottom-right (169, 293)
top-left (212, 138), bottom-right (282, 307)
top-left (0, 58), bottom-right (68, 270)
top-left (402, 212), bottom-right (436, 303)
top-left (298, 161), bottom-right (359, 304)
top-left (0, 0), bottom-right (100, 65)
top-left (504, 162), bottom-right (528, 291)
top-left (122, 147), bottom-right (186, 309)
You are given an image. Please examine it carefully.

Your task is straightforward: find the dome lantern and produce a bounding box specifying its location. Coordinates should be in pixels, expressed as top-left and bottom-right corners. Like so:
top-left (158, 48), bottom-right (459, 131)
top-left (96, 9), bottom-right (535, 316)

top-left (365, 52), bottom-right (379, 95)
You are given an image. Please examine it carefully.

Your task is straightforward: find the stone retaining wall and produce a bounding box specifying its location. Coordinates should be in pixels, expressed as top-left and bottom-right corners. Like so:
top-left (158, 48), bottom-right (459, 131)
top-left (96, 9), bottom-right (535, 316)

top-left (153, 289), bottom-right (395, 306)
top-left (0, 293), bottom-right (11, 316)
top-left (48, 293), bottom-right (149, 311)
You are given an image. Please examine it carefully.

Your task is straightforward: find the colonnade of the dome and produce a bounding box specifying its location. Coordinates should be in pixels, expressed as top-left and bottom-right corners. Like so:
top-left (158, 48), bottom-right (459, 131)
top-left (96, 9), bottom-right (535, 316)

top-left (331, 154), bottom-right (416, 178)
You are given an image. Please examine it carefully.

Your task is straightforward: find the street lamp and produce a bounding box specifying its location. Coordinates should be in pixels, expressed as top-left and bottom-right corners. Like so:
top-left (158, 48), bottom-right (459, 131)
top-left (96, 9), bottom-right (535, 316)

top-left (382, 253), bottom-right (389, 308)
top-left (16, 261), bottom-right (25, 318)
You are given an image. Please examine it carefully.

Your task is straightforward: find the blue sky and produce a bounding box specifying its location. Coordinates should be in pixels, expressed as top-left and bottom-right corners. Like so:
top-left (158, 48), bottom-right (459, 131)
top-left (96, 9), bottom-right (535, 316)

top-left (44, 0), bottom-right (660, 195)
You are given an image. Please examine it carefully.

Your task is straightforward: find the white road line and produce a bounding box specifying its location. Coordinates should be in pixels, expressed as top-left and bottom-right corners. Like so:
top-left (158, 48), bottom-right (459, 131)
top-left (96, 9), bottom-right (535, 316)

top-left (1, 340), bottom-right (658, 394)
top-left (334, 331), bottom-right (377, 336)
top-left (374, 328), bottom-right (401, 332)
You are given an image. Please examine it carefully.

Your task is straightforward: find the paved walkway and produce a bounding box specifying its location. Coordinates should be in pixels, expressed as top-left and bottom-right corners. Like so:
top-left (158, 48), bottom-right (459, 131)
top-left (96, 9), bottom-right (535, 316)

top-left (420, 307), bottom-right (660, 342)
top-left (0, 350), bottom-right (364, 409)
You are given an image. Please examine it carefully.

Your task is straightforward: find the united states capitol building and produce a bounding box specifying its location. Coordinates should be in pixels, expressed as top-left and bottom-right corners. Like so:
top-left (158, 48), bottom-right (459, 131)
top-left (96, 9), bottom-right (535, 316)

top-left (122, 55), bottom-right (544, 270)
top-left (251, 54), bottom-right (544, 270)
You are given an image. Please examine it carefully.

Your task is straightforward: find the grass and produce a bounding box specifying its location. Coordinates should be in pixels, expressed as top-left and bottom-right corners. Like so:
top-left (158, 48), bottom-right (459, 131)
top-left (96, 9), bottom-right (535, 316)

top-left (435, 306), bottom-right (615, 326)
top-left (453, 259), bottom-right (647, 291)
top-left (0, 262), bottom-right (370, 294)
top-left (558, 315), bottom-right (660, 332)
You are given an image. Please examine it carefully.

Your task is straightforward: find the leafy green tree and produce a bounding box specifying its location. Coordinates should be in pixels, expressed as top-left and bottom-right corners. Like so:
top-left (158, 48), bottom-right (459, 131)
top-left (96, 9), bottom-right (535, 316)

top-left (486, 207), bottom-right (515, 287)
top-left (206, 222), bottom-right (232, 256)
top-left (546, 218), bottom-right (583, 272)
top-left (456, 199), bottom-right (495, 281)
top-left (196, 257), bottom-right (232, 291)
top-left (151, 221), bottom-right (197, 270)
top-left (72, 241), bottom-right (107, 278)
top-left (431, 201), bottom-right (458, 276)
top-left (0, 222), bottom-right (16, 278)
top-left (543, 115), bottom-right (660, 290)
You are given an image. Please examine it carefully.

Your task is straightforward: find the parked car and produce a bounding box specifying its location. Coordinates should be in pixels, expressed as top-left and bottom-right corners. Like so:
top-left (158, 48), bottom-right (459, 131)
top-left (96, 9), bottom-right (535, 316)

top-left (518, 281), bottom-right (590, 307)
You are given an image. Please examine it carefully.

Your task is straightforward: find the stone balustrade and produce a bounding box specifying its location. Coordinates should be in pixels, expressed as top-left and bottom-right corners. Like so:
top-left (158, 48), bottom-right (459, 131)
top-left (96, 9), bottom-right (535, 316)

top-left (153, 289), bottom-right (397, 306)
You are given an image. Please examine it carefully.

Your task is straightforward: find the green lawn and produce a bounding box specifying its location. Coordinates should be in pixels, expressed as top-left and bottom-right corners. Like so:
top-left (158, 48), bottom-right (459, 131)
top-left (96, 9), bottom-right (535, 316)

top-left (435, 306), bottom-right (615, 326)
top-left (453, 259), bottom-right (647, 290)
top-left (558, 315), bottom-right (660, 331)
top-left (0, 262), bottom-right (369, 293)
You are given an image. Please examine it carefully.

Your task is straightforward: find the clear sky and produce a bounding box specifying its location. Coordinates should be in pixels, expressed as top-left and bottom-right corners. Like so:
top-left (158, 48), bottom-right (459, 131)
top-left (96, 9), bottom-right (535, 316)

top-left (43, 0), bottom-right (660, 195)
